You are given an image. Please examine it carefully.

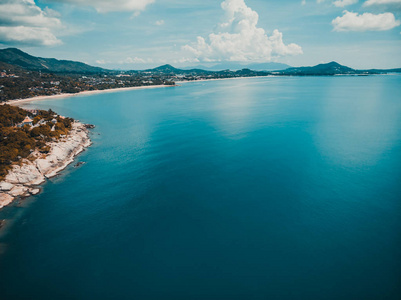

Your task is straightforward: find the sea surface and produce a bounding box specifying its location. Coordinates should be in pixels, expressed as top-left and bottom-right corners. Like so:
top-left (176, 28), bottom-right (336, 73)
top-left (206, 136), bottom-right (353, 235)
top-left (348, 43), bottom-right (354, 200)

top-left (0, 76), bottom-right (401, 300)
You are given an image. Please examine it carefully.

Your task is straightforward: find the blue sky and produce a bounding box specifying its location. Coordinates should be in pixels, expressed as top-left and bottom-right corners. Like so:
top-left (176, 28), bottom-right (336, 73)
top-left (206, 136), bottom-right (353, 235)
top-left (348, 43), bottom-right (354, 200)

top-left (0, 0), bottom-right (400, 69)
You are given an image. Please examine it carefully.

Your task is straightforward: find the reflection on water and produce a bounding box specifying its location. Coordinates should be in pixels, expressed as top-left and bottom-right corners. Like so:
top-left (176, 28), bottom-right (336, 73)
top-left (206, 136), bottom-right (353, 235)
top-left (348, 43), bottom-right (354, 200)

top-left (314, 77), bottom-right (401, 166)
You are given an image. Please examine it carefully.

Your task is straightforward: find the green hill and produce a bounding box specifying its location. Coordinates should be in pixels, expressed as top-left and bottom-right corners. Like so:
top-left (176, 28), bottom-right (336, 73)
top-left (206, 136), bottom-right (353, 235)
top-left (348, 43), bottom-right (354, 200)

top-left (0, 48), bottom-right (105, 73)
top-left (282, 62), bottom-right (356, 75)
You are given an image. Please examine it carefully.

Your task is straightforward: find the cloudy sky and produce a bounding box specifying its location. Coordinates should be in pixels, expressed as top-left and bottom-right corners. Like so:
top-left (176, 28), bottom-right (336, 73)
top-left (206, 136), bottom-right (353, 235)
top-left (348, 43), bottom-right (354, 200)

top-left (0, 0), bottom-right (400, 69)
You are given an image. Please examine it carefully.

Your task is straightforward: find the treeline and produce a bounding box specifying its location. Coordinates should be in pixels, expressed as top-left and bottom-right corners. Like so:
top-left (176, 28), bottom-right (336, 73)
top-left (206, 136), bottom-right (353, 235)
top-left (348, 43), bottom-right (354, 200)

top-left (0, 68), bottom-right (174, 102)
top-left (0, 105), bottom-right (73, 179)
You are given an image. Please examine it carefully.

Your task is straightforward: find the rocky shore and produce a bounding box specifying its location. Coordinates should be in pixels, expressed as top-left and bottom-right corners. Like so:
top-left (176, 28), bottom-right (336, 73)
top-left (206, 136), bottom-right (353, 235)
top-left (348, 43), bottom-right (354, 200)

top-left (0, 122), bottom-right (92, 209)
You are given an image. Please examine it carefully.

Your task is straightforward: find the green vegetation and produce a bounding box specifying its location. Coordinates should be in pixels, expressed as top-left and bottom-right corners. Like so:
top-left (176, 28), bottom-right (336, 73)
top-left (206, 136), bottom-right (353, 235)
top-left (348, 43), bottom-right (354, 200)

top-left (0, 68), bottom-right (175, 102)
top-left (0, 48), bottom-right (104, 73)
top-left (0, 105), bottom-right (73, 179)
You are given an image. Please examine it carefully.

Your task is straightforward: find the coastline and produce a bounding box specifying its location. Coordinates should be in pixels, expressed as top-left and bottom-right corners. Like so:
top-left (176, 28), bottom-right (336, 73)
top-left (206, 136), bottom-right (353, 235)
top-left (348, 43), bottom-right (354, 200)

top-left (6, 73), bottom-right (377, 106)
top-left (0, 121), bottom-right (92, 209)
top-left (5, 84), bottom-right (175, 106)
top-left (0, 83), bottom-right (175, 210)
top-left (0, 76), bottom-right (288, 210)
top-left (4, 77), bottom-right (276, 106)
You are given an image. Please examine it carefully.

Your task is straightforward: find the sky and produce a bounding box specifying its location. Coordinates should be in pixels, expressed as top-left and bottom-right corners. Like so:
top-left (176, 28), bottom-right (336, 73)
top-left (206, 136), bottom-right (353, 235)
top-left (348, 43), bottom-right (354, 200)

top-left (0, 0), bottom-right (400, 69)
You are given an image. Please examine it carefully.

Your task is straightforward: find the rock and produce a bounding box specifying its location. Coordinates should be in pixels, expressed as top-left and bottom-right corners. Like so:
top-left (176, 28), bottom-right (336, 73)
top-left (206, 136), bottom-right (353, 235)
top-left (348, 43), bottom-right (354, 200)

top-left (74, 162), bottom-right (85, 168)
top-left (0, 193), bottom-right (14, 209)
top-left (0, 122), bottom-right (92, 211)
top-left (9, 186), bottom-right (29, 197)
top-left (29, 188), bottom-right (40, 195)
top-left (37, 123), bottom-right (90, 177)
top-left (0, 182), bottom-right (14, 191)
top-left (5, 161), bottom-right (45, 185)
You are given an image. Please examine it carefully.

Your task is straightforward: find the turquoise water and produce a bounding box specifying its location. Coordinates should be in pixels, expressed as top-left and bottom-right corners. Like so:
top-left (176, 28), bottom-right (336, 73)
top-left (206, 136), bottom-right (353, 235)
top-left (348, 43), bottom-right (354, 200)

top-left (0, 76), bottom-right (401, 299)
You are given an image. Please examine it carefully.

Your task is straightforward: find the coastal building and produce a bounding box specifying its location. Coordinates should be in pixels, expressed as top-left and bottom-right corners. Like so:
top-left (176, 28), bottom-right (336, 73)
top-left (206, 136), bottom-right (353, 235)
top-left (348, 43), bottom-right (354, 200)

top-left (20, 116), bottom-right (33, 127)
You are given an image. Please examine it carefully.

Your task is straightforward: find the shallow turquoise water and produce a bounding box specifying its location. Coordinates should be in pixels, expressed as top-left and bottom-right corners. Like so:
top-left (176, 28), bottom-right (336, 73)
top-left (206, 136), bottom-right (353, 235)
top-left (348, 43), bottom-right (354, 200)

top-left (0, 76), bottom-right (401, 299)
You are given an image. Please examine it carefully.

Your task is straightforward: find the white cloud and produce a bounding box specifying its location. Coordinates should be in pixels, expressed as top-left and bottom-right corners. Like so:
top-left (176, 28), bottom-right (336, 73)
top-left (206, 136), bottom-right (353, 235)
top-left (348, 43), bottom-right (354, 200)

top-left (364, 0), bottom-right (401, 6)
top-left (332, 10), bottom-right (401, 31)
top-left (333, 0), bottom-right (359, 7)
top-left (174, 57), bottom-right (200, 64)
top-left (316, 0), bottom-right (359, 5)
top-left (45, 0), bottom-right (155, 14)
top-left (183, 0), bottom-right (302, 62)
top-left (0, 0), bottom-right (62, 46)
top-left (0, 26), bottom-right (61, 46)
top-left (155, 20), bottom-right (165, 26)
top-left (120, 57), bottom-right (153, 64)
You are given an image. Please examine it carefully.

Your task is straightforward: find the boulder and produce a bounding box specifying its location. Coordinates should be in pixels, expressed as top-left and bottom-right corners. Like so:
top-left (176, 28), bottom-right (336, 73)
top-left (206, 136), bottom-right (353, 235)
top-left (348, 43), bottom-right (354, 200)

top-left (0, 182), bottom-right (14, 191)
top-left (5, 162), bottom-right (44, 185)
top-left (0, 193), bottom-right (14, 209)
top-left (9, 186), bottom-right (29, 197)
top-left (29, 188), bottom-right (40, 195)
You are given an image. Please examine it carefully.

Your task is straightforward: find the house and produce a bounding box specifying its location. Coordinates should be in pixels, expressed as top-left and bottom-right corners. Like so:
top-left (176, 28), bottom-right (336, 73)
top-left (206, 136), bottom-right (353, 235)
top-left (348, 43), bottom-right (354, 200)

top-left (20, 116), bottom-right (33, 127)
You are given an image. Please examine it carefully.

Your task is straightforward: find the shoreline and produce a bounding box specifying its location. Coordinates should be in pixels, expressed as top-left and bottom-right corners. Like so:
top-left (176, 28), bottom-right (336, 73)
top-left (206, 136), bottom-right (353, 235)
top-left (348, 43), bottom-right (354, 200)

top-left (1, 83), bottom-right (174, 209)
top-left (5, 77), bottom-right (272, 106)
top-left (5, 84), bottom-right (175, 106)
top-left (5, 73), bottom-right (392, 106)
top-left (0, 122), bottom-right (92, 209)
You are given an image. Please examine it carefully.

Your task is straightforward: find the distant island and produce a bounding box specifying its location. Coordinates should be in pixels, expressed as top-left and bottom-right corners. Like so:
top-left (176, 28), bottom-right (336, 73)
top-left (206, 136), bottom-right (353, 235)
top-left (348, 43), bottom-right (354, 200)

top-left (0, 47), bottom-right (400, 102)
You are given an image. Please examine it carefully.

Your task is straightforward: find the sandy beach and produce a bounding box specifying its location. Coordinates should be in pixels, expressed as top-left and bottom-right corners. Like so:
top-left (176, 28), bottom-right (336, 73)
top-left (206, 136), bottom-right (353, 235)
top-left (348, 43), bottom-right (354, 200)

top-left (5, 84), bottom-right (175, 106)
top-left (4, 77), bottom-right (275, 106)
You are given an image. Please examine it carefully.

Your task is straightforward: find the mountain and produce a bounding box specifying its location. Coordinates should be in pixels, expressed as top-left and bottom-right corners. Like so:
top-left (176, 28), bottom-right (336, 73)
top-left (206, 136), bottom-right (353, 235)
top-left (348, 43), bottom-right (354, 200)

top-left (143, 61), bottom-right (401, 76)
top-left (1, 48), bottom-right (400, 76)
top-left (0, 60), bottom-right (23, 73)
top-left (145, 64), bottom-right (182, 74)
top-left (281, 61), bottom-right (356, 75)
top-left (143, 64), bottom-right (214, 75)
top-left (185, 62), bottom-right (291, 71)
top-left (0, 48), bottom-right (105, 73)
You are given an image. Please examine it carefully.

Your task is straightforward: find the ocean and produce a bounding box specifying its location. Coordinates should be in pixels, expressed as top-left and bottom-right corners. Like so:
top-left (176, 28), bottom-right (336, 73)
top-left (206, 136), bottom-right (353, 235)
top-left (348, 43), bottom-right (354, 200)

top-left (1, 76), bottom-right (400, 299)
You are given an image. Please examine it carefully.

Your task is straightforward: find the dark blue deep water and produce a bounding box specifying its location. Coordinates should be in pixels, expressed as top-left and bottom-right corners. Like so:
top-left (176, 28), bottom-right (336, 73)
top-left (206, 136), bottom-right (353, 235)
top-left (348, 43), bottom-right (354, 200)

top-left (1, 76), bottom-right (401, 299)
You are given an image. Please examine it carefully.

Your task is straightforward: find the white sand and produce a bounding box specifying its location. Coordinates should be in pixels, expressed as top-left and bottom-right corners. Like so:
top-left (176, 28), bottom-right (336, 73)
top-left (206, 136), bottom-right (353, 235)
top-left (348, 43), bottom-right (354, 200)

top-left (5, 84), bottom-right (175, 106)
